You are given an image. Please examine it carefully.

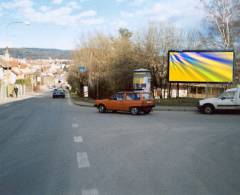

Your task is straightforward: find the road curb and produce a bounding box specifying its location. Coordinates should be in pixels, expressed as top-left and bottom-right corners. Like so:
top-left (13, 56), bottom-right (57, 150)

top-left (0, 93), bottom-right (42, 106)
top-left (71, 100), bottom-right (197, 112)
top-left (153, 108), bottom-right (197, 112)
top-left (72, 100), bottom-right (94, 107)
top-left (73, 102), bottom-right (94, 107)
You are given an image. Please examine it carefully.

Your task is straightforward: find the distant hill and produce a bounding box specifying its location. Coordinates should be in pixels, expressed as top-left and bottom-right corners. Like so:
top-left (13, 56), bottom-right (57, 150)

top-left (0, 48), bottom-right (72, 60)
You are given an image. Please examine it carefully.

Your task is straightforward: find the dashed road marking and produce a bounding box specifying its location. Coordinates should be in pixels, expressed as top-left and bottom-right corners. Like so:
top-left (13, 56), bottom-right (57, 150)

top-left (76, 152), bottom-right (90, 168)
top-left (74, 136), bottom-right (83, 143)
top-left (82, 189), bottom-right (99, 195)
top-left (72, 123), bottom-right (79, 128)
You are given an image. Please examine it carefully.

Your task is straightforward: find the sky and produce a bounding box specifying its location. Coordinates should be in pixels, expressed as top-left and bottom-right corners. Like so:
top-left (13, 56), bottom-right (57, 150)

top-left (0, 0), bottom-right (205, 50)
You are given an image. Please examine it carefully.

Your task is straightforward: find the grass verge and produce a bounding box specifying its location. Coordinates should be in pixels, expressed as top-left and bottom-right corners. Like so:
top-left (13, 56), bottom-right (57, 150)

top-left (70, 93), bottom-right (95, 104)
top-left (155, 98), bottom-right (200, 107)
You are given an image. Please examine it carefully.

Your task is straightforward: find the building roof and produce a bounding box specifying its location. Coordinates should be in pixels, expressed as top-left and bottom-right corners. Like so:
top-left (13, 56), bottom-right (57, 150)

top-left (0, 58), bottom-right (10, 68)
top-left (8, 60), bottom-right (28, 69)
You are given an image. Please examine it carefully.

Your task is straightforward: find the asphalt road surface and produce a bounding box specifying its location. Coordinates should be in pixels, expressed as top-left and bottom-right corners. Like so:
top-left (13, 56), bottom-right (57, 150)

top-left (0, 93), bottom-right (240, 195)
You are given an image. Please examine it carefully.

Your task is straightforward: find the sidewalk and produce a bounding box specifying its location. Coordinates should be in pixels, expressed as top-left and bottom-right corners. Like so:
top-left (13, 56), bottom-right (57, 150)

top-left (71, 99), bottom-right (94, 107)
top-left (0, 93), bottom-right (42, 105)
top-left (71, 99), bottom-right (197, 112)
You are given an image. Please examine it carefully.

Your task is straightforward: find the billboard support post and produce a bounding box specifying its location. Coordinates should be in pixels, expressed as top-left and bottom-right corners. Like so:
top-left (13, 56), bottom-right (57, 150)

top-left (205, 83), bottom-right (209, 98)
top-left (176, 83), bottom-right (179, 98)
top-left (233, 51), bottom-right (237, 86)
top-left (168, 82), bottom-right (171, 98)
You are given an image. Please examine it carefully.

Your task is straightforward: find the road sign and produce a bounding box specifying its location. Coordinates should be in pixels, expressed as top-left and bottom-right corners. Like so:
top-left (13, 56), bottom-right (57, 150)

top-left (79, 66), bottom-right (86, 73)
top-left (84, 86), bottom-right (88, 97)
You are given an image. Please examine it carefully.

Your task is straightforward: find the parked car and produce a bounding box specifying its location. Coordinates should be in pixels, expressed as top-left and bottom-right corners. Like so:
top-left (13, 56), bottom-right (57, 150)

top-left (198, 87), bottom-right (240, 114)
top-left (52, 88), bottom-right (65, 98)
top-left (95, 91), bottom-right (155, 115)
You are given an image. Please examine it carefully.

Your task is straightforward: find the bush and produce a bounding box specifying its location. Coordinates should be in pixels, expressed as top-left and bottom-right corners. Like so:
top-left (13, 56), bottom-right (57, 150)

top-left (15, 78), bottom-right (32, 86)
top-left (156, 98), bottom-right (200, 107)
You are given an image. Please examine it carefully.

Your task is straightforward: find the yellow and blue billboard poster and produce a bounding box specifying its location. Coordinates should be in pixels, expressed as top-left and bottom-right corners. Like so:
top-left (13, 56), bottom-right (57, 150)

top-left (168, 51), bottom-right (234, 83)
top-left (133, 69), bottom-right (151, 92)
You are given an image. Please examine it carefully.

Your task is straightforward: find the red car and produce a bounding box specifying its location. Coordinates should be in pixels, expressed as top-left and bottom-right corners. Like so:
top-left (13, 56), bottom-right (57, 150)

top-left (95, 91), bottom-right (155, 115)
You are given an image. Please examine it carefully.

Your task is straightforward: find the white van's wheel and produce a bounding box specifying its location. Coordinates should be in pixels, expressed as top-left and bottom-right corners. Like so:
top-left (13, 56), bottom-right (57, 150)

top-left (203, 105), bottom-right (214, 114)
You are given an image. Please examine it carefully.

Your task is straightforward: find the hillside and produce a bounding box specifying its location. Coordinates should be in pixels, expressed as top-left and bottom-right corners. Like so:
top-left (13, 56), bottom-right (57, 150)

top-left (0, 48), bottom-right (72, 60)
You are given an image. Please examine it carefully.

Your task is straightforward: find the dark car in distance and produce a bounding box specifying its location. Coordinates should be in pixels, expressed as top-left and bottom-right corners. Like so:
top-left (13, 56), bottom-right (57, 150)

top-left (52, 88), bottom-right (65, 98)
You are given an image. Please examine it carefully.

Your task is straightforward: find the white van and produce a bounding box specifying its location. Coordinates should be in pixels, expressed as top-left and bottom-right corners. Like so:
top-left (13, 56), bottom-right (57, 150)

top-left (198, 87), bottom-right (240, 114)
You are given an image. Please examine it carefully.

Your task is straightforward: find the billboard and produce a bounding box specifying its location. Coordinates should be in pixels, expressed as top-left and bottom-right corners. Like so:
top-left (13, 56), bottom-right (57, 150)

top-left (168, 51), bottom-right (234, 83)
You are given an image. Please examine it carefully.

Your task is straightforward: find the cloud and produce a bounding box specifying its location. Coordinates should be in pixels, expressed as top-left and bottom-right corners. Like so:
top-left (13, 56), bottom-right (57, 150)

top-left (116, 0), bottom-right (146, 6)
top-left (120, 0), bottom-right (204, 27)
top-left (39, 6), bottom-right (50, 12)
top-left (52, 0), bottom-right (63, 5)
top-left (67, 1), bottom-right (82, 10)
top-left (0, 0), bottom-right (104, 26)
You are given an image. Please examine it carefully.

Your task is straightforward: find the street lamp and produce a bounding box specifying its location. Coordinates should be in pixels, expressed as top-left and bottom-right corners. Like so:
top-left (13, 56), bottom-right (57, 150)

top-left (5, 20), bottom-right (30, 48)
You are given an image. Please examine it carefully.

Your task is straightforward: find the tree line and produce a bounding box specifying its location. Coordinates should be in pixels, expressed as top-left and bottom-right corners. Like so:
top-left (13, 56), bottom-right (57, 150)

top-left (68, 0), bottom-right (240, 99)
top-left (0, 48), bottom-right (72, 60)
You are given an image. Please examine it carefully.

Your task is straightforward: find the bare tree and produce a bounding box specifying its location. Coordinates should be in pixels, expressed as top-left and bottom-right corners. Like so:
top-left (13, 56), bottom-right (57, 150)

top-left (201, 0), bottom-right (240, 49)
top-left (135, 23), bottom-right (193, 98)
top-left (71, 30), bottom-right (140, 98)
top-left (184, 30), bottom-right (203, 50)
top-left (70, 24), bottom-right (204, 99)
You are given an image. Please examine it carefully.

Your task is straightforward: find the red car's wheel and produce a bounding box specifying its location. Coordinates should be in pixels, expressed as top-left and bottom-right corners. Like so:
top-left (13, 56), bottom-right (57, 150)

top-left (130, 107), bottom-right (139, 115)
top-left (98, 105), bottom-right (106, 113)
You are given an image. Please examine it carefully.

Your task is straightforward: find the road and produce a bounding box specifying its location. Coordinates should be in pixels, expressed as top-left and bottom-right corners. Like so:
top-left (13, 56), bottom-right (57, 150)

top-left (0, 93), bottom-right (240, 195)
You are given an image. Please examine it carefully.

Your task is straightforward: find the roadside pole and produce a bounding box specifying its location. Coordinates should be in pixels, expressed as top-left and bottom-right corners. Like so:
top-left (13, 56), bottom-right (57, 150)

top-left (97, 63), bottom-right (99, 99)
top-left (205, 83), bottom-right (209, 98)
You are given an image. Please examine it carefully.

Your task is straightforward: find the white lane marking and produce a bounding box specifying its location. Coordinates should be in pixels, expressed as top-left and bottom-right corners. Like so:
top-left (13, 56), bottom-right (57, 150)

top-left (74, 136), bottom-right (83, 143)
top-left (72, 123), bottom-right (79, 128)
top-left (82, 189), bottom-right (99, 195)
top-left (76, 152), bottom-right (90, 168)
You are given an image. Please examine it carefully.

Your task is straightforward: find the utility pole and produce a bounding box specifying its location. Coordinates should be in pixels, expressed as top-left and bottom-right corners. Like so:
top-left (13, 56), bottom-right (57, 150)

top-left (97, 63), bottom-right (99, 99)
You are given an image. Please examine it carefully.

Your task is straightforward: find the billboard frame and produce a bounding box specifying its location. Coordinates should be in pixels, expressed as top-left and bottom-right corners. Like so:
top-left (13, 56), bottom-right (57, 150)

top-left (167, 50), bottom-right (235, 84)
